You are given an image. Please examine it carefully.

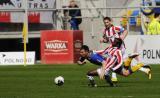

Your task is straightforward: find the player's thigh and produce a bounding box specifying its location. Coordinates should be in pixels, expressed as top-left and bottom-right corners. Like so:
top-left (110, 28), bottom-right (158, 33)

top-left (97, 67), bottom-right (109, 76)
top-left (114, 66), bottom-right (124, 75)
top-left (87, 68), bottom-right (99, 76)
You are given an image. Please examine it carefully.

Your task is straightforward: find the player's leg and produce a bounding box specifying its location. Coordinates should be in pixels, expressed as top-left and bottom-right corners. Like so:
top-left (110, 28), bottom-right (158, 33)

top-left (121, 63), bottom-right (144, 76)
top-left (111, 72), bottom-right (118, 83)
top-left (97, 68), bottom-right (115, 87)
top-left (139, 64), bottom-right (151, 79)
top-left (123, 53), bottom-right (151, 79)
top-left (131, 53), bottom-right (151, 79)
top-left (131, 59), bottom-right (151, 79)
top-left (113, 66), bottom-right (127, 76)
top-left (87, 69), bottom-right (98, 87)
top-left (113, 62), bottom-right (144, 77)
top-left (123, 53), bottom-right (139, 68)
top-left (105, 73), bottom-right (117, 87)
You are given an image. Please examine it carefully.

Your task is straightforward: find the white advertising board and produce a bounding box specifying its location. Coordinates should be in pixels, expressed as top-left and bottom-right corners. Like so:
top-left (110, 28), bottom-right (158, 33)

top-left (0, 51), bottom-right (35, 65)
top-left (124, 35), bottom-right (160, 64)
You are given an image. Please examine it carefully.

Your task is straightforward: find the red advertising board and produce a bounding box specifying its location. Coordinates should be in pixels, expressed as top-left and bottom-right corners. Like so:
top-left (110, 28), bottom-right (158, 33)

top-left (41, 30), bottom-right (83, 64)
top-left (0, 12), bottom-right (10, 23)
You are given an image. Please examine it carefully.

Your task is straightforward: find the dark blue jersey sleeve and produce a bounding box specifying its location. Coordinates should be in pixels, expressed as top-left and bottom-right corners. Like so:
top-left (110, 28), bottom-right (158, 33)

top-left (88, 52), bottom-right (105, 65)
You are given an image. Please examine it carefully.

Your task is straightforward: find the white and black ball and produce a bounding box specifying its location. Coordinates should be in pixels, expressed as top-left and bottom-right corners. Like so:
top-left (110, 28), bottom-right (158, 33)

top-left (54, 76), bottom-right (64, 86)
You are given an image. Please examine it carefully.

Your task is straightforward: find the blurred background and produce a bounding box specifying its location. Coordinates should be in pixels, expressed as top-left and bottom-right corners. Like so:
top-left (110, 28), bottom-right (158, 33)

top-left (0, 0), bottom-right (159, 62)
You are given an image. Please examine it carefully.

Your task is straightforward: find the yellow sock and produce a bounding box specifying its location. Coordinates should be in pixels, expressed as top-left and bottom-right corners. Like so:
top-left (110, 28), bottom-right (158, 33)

top-left (131, 63), bottom-right (144, 72)
top-left (124, 58), bottom-right (132, 68)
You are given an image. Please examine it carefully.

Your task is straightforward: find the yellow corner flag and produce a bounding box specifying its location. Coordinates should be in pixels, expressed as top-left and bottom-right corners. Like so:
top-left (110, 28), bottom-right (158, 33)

top-left (22, 22), bottom-right (28, 66)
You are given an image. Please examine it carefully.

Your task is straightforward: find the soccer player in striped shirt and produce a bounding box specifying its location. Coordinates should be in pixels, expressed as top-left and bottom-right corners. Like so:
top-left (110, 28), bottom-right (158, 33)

top-left (100, 17), bottom-right (151, 82)
top-left (99, 38), bottom-right (146, 80)
top-left (78, 38), bottom-right (147, 87)
top-left (100, 16), bottom-right (128, 82)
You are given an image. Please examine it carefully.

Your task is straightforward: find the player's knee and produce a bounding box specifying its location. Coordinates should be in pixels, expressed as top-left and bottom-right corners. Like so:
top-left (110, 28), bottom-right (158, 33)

top-left (122, 70), bottom-right (130, 77)
top-left (123, 74), bottom-right (129, 77)
top-left (124, 58), bottom-right (131, 68)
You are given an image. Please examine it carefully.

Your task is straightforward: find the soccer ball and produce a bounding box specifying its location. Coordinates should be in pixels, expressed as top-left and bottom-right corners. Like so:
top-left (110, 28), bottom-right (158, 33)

top-left (54, 76), bottom-right (64, 86)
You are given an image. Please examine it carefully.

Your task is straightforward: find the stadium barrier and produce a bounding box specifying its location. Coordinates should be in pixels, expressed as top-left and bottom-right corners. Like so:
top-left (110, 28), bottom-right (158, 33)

top-left (124, 35), bottom-right (160, 64)
top-left (0, 51), bottom-right (35, 65)
top-left (41, 30), bottom-right (83, 64)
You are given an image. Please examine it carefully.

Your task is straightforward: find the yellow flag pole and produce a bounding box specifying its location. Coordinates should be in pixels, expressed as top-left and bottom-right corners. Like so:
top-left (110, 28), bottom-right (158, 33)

top-left (23, 0), bottom-right (28, 66)
top-left (22, 22), bottom-right (27, 66)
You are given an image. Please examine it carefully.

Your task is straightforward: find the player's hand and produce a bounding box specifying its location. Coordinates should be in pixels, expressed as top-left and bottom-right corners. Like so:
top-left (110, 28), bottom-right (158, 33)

top-left (77, 61), bottom-right (86, 65)
top-left (100, 38), bottom-right (108, 43)
top-left (100, 39), bottom-right (104, 43)
top-left (67, 16), bottom-right (72, 20)
top-left (77, 61), bottom-right (83, 65)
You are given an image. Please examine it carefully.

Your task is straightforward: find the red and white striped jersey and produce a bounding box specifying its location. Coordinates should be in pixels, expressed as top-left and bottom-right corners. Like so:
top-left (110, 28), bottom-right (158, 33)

top-left (103, 47), bottom-right (123, 71)
top-left (103, 26), bottom-right (124, 44)
top-left (102, 26), bottom-right (126, 56)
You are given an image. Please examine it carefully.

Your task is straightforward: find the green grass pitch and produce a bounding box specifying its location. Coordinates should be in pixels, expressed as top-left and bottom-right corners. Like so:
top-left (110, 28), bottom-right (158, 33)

top-left (0, 63), bottom-right (159, 98)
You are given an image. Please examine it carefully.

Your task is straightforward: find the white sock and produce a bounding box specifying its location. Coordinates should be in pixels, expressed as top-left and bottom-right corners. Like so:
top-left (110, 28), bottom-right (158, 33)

top-left (87, 75), bottom-right (94, 80)
top-left (139, 67), bottom-right (148, 73)
top-left (111, 72), bottom-right (117, 79)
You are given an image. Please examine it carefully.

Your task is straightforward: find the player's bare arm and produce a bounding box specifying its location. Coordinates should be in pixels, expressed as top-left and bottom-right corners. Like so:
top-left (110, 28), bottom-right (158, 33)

top-left (77, 60), bottom-right (86, 65)
top-left (120, 29), bottom-right (128, 40)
